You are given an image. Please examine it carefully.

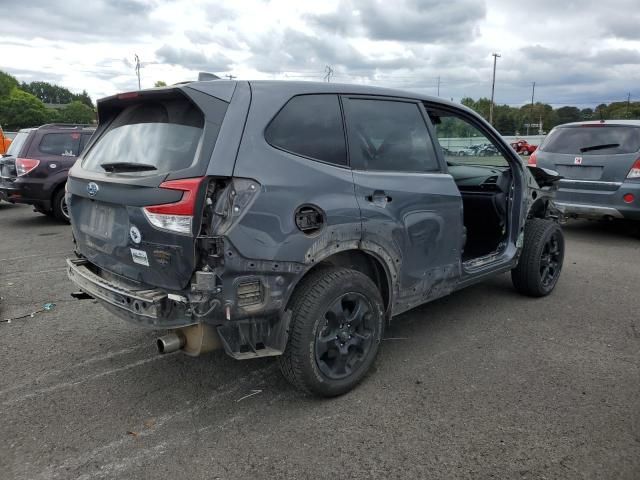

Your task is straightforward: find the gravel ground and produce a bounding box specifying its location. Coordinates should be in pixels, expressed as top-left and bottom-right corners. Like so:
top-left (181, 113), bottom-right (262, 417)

top-left (1, 202), bottom-right (638, 480)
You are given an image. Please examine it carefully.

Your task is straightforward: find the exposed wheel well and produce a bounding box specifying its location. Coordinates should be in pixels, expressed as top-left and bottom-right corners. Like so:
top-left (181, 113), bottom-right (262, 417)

top-left (528, 198), bottom-right (551, 219)
top-left (302, 250), bottom-right (391, 313)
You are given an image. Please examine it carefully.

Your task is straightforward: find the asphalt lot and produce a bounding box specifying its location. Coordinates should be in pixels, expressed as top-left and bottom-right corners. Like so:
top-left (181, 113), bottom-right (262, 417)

top-left (0, 202), bottom-right (638, 480)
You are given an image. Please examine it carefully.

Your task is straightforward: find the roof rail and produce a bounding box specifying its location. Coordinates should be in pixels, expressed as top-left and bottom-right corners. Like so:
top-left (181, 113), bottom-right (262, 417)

top-left (39, 123), bottom-right (95, 129)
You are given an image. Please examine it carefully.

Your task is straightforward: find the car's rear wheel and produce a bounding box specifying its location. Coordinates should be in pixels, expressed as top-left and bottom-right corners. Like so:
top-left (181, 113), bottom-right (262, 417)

top-left (34, 205), bottom-right (52, 216)
top-left (52, 188), bottom-right (69, 223)
top-left (278, 267), bottom-right (384, 397)
top-left (512, 219), bottom-right (564, 297)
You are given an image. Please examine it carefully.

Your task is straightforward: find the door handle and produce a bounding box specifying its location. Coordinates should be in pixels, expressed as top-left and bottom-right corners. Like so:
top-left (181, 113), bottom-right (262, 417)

top-left (366, 190), bottom-right (392, 206)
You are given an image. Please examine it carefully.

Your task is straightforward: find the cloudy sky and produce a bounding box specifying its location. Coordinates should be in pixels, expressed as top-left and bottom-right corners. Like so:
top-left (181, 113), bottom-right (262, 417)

top-left (2, 0), bottom-right (640, 107)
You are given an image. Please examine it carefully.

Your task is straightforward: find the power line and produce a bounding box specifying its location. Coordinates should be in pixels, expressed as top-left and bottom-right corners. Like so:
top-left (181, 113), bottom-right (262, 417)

top-left (489, 53), bottom-right (501, 125)
top-left (527, 81), bottom-right (536, 135)
top-left (324, 65), bottom-right (334, 82)
top-left (134, 54), bottom-right (141, 90)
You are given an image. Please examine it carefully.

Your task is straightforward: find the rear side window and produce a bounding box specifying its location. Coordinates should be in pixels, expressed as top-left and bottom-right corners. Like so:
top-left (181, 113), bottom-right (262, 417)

top-left (541, 126), bottom-right (640, 155)
top-left (6, 131), bottom-right (29, 156)
top-left (38, 133), bottom-right (81, 157)
top-left (343, 98), bottom-right (440, 172)
top-left (82, 97), bottom-right (205, 174)
top-left (265, 94), bottom-right (347, 166)
top-left (79, 133), bottom-right (93, 154)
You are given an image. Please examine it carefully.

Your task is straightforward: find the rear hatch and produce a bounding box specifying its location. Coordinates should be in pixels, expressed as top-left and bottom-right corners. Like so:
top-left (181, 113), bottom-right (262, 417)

top-left (67, 86), bottom-right (231, 292)
top-left (536, 124), bottom-right (640, 191)
top-left (0, 130), bottom-right (31, 181)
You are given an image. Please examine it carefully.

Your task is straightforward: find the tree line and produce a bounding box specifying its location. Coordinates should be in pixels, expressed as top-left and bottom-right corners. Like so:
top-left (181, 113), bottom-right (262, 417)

top-left (456, 97), bottom-right (640, 137)
top-left (2, 68), bottom-right (639, 135)
top-left (0, 70), bottom-right (95, 130)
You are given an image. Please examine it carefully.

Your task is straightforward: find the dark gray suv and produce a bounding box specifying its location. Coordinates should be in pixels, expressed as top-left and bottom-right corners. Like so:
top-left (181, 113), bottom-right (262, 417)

top-left (66, 80), bottom-right (564, 396)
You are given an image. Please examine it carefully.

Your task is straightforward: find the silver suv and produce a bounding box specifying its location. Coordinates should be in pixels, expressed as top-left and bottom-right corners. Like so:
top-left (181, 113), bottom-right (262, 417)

top-left (66, 80), bottom-right (564, 396)
top-left (532, 120), bottom-right (640, 221)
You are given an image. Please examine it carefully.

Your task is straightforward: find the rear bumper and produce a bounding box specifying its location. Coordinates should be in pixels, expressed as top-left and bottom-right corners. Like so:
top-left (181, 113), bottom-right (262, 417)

top-left (0, 178), bottom-right (52, 209)
top-left (555, 180), bottom-right (640, 221)
top-left (66, 257), bottom-right (195, 328)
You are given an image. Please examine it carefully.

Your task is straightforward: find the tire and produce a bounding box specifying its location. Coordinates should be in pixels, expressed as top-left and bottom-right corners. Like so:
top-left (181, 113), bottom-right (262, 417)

top-left (278, 267), bottom-right (385, 397)
top-left (34, 206), bottom-right (52, 216)
top-left (52, 187), bottom-right (70, 223)
top-left (511, 219), bottom-right (564, 297)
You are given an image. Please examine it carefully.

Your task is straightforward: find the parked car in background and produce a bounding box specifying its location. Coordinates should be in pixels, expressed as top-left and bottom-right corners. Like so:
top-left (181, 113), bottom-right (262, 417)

top-left (0, 124), bottom-right (11, 154)
top-left (510, 139), bottom-right (538, 156)
top-left (531, 120), bottom-right (640, 221)
top-left (0, 124), bottom-right (94, 220)
top-left (65, 81), bottom-right (564, 397)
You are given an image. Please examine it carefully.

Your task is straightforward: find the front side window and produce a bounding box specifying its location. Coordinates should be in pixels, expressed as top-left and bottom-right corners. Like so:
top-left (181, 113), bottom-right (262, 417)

top-left (343, 98), bottom-right (439, 172)
top-left (428, 109), bottom-right (509, 167)
top-left (265, 94), bottom-right (347, 166)
top-left (82, 97), bottom-right (205, 174)
top-left (38, 133), bottom-right (81, 157)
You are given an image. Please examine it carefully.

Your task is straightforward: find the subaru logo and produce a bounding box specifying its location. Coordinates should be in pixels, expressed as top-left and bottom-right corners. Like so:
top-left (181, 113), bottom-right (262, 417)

top-left (87, 182), bottom-right (99, 197)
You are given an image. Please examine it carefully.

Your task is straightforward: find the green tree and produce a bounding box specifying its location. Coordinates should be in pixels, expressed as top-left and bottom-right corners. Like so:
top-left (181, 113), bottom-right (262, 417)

top-left (74, 90), bottom-right (93, 107)
top-left (154, 80), bottom-right (167, 87)
top-left (556, 106), bottom-right (581, 125)
top-left (0, 71), bottom-right (19, 98)
top-left (52, 101), bottom-right (96, 124)
top-left (0, 89), bottom-right (53, 130)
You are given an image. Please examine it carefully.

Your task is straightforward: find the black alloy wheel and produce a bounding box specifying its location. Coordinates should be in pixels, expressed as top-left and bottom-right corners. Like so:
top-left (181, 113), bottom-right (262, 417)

top-left (314, 292), bottom-right (375, 380)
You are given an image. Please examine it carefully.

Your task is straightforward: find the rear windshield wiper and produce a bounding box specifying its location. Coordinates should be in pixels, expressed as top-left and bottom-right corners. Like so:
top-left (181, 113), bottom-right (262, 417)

top-left (579, 143), bottom-right (620, 153)
top-left (100, 162), bottom-right (157, 172)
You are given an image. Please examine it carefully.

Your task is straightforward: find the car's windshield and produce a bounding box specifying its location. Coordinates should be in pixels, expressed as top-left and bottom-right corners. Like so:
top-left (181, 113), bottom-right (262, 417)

top-left (6, 131), bottom-right (29, 156)
top-left (540, 125), bottom-right (640, 155)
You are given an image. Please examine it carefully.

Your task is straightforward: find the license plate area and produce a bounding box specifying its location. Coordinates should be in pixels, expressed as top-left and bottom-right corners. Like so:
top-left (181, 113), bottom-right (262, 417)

top-left (89, 203), bottom-right (116, 240)
top-left (556, 165), bottom-right (603, 180)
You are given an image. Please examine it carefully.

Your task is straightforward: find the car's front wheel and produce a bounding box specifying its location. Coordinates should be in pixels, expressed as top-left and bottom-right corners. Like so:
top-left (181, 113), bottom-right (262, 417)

top-left (512, 219), bottom-right (564, 297)
top-left (278, 267), bottom-right (384, 397)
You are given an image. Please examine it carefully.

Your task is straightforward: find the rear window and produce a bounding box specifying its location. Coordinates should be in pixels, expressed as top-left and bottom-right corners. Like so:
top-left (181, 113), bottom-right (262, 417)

top-left (541, 125), bottom-right (640, 155)
top-left (38, 132), bottom-right (82, 157)
top-left (6, 131), bottom-right (30, 156)
top-left (82, 97), bottom-right (205, 174)
top-left (265, 94), bottom-right (347, 166)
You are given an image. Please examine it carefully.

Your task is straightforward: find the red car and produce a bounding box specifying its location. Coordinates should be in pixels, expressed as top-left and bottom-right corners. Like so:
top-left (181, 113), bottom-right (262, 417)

top-left (511, 139), bottom-right (538, 156)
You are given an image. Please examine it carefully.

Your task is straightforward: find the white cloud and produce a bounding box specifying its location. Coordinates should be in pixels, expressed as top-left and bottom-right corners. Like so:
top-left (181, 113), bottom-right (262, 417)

top-left (1, 0), bottom-right (639, 107)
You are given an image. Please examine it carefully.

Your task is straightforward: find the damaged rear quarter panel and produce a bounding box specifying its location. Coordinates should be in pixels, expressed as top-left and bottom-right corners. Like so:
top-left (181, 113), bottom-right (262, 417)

top-left (224, 84), bottom-right (364, 317)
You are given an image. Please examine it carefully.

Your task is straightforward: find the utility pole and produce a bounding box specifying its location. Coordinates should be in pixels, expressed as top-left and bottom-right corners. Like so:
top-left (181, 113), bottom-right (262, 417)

top-left (626, 92), bottom-right (631, 118)
top-left (527, 81), bottom-right (536, 136)
top-left (436, 76), bottom-right (441, 96)
top-left (134, 54), bottom-right (141, 90)
top-left (489, 53), bottom-right (501, 125)
top-left (225, 74), bottom-right (237, 80)
top-left (324, 65), bottom-right (334, 82)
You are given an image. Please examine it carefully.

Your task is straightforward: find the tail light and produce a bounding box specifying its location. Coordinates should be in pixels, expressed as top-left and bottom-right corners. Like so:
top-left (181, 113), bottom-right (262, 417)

top-left (143, 177), bottom-right (205, 234)
top-left (16, 158), bottom-right (40, 176)
top-left (527, 150), bottom-right (537, 167)
top-left (627, 158), bottom-right (640, 179)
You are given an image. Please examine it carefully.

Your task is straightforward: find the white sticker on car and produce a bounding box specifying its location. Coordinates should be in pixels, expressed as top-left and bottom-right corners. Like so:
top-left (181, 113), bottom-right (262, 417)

top-left (130, 248), bottom-right (149, 266)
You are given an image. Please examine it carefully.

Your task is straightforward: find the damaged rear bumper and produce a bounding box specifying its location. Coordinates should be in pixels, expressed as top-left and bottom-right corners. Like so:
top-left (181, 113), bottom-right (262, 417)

top-left (66, 257), bottom-right (293, 358)
top-left (66, 258), bottom-right (194, 328)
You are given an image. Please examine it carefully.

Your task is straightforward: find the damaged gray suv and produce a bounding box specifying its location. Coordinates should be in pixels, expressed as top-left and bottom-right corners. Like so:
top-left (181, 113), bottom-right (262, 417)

top-left (66, 80), bottom-right (564, 396)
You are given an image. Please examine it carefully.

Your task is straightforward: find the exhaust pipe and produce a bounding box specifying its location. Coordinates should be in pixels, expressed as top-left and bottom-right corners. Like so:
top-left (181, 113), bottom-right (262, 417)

top-left (156, 324), bottom-right (222, 356)
top-left (157, 333), bottom-right (185, 354)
